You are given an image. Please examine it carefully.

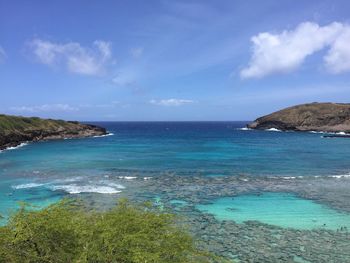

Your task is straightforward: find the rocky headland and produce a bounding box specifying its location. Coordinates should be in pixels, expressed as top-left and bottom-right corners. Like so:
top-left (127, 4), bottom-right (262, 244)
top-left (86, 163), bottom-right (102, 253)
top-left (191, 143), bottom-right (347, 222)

top-left (0, 114), bottom-right (107, 150)
top-left (247, 102), bottom-right (350, 133)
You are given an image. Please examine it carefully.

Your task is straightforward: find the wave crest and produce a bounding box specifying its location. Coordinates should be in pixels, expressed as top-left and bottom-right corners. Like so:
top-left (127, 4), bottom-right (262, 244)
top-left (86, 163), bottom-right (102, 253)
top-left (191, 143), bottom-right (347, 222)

top-left (93, 133), bottom-right (114, 138)
top-left (12, 183), bottom-right (44, 189)
top-left (3, 142), bottom-right (29, 152)
top-left (265, 128), bottom-right (281, 132)
top-left (51, 184), bottom-right (122, 194)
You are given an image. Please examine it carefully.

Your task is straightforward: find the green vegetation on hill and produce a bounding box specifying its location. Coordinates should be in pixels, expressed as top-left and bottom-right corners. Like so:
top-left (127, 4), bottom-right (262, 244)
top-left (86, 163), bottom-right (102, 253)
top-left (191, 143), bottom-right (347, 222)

top-left (0, 200), bottom-right (220, 263)
top-left (0, 114), bottom-right (106, 150)
top-left (0, 114), bottom-right (80, 134)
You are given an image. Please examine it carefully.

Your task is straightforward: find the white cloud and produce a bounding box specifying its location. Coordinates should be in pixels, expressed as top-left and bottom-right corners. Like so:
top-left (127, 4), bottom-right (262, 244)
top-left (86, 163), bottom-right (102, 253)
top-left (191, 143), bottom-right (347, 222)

top-left (112, 71), bottom-right (136, 86)
top-left (0, 46), bottom-right (6, 63)
top-left (324, 27), bottom-right (350, 74)
top-left (29, 39), bottom-right (112, 76)
top-left (241, 22), bottom-right (350, 78)
top-left (149, 98), bottom-right (195, 106)
top-left (10, 104), bottom-right (78, 113)
top-left (130, 47), bottom-right (144, 58)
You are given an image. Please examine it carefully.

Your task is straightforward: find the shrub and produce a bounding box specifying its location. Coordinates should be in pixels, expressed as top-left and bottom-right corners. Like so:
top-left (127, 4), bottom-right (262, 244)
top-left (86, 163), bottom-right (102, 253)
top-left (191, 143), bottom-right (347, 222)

top-left (0, 200), bottom-right (220, 263)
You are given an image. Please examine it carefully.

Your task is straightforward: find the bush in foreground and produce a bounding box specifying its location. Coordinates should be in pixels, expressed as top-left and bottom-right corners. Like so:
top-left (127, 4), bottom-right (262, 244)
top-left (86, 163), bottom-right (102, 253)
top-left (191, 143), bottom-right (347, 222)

top-left (0, 199), bottom-right (221, 263)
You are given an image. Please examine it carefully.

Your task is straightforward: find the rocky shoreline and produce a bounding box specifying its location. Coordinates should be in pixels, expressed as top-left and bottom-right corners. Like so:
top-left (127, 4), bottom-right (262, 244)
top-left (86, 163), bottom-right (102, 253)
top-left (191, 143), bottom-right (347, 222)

top-left (248, 102), bottom-right (350, 133)
top-left (0, 115), bottom-right (107, 151)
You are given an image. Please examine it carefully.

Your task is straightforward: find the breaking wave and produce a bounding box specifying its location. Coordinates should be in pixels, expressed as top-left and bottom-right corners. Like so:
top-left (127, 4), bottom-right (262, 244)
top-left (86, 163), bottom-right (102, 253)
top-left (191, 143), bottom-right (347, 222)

top-left (269, 173), bottom-right (350, 180)
top-left (3, 142), bottom-right (29, 152)
top-left (51, 184), bottom-right (122, 194)
top-left (310, 131), bottom-right (350, 135)
top-left (265, 128), bottom-right (281, 132)
top-left (93, 133), bottom-right (114, 138)
top-left (12, 183), bottom-right (45, 190)
top-left (118, 176), bottom-right (137, 180)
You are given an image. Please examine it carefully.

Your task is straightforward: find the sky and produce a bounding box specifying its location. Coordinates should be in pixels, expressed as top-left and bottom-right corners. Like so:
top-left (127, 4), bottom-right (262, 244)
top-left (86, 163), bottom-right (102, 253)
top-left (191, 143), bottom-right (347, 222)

top-left (1, 0), bottom-right (350, 121)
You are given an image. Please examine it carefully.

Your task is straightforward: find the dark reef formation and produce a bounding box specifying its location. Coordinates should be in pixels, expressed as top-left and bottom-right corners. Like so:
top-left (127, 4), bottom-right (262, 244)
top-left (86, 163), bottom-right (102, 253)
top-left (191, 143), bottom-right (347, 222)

top-left (79, 172), bottom-right (350, 263)
top-left (0, 114), bottom-right (106, 150)
top-left (248, 102), bottom-right (350, 133)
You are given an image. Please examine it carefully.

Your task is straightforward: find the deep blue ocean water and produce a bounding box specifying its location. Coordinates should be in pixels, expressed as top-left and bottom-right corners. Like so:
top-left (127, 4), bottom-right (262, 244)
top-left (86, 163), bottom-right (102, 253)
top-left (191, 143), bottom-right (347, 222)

top-left (1, 121), bottom-right (350, 227)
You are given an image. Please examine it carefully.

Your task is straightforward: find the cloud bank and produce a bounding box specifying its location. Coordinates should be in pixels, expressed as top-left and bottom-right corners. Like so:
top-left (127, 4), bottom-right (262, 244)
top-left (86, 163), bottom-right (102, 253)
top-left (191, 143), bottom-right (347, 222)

top-left (10, 104), bottom-right (78, 113)
top-left (324, 27), bottom-right (350, 74)
top-left (149, 99), bottom-right (194, 106)
top-left (29, 39), bottom-right (112, 76)
top-left (241, 22), bottom-right (350, 78)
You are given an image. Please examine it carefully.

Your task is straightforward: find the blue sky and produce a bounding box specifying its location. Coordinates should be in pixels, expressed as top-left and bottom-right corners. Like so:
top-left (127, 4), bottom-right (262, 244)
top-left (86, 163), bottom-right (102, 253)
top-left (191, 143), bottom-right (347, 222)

top-left (1, 0), bottom-right (350, 121)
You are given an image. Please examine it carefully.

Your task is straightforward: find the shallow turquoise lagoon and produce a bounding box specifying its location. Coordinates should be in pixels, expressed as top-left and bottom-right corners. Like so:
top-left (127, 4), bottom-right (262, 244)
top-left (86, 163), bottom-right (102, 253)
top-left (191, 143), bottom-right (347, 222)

top-left (0, 183), bottom-right (62, 225)
top-left (196, 192), bottom-right (350, 230)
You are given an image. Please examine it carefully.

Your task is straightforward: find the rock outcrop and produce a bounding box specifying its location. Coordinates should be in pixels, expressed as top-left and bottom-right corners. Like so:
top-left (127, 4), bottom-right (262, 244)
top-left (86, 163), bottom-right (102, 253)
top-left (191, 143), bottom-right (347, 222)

top-left (0, 114), bottom-right (107, 150)
top-left (247, 102), bottom-right (350, 133)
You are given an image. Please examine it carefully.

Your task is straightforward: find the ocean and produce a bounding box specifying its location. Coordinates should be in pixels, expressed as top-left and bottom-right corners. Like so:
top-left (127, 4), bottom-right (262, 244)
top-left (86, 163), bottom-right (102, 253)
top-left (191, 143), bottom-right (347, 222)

top-left (1, 121), bottom-right (350, 261)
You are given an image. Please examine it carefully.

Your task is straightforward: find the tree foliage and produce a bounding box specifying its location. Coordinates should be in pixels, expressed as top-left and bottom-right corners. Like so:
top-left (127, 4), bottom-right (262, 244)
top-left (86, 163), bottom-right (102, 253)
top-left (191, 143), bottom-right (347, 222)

top-left (0, 199), bottom-right (220, 263)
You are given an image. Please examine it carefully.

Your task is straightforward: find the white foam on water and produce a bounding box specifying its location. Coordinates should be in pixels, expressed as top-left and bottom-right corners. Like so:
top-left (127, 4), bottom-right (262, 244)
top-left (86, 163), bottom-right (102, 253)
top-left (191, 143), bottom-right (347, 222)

top-left (93, 133), bottom-right (114, 138)
top-left (310, 174), bottom-right (350, 179)
top-left (336, 132), bottom-right (349, 135)
top-left (310, 131), bottom-right (327, 134)
top-left (268, 175), bottom-right (305, 180)
top-left (12, 183), bottom-right (45, 190)
top-left (328, 174), bottom-right (350, 179)
top-left (4, 142), bottom-right (29, 151)
top-left (310, 131), bottom-right (350, 135)
top-left (105, 182), bottom-right (126, 189)
top-left (267, 174), bottom-right (350, 180)
top-left (265, 128), bottom-right (281, 132)
top-left (143, 177), bottom-right (152, 180)
top-left (237, 127), bottom-right (252, 131)
top-left (51, 184), bottom-right (121, 194)
top-left (118, 176), bottom-right (137, 180)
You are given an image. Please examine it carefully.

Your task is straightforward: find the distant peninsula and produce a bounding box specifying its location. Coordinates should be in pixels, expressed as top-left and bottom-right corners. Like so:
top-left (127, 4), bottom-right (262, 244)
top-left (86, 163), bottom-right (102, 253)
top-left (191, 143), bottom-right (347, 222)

top-left (0, 114), bottom-right (106, 150)
top-left (247, 102), bottom-right (350, 133)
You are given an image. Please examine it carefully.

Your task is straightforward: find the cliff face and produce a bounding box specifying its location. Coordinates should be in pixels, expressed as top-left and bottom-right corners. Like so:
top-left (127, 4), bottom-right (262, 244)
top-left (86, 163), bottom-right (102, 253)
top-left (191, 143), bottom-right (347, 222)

top-left (0, 115), bottom-right (107, 150)
top-left (247, 103), bottom-right (350, 132)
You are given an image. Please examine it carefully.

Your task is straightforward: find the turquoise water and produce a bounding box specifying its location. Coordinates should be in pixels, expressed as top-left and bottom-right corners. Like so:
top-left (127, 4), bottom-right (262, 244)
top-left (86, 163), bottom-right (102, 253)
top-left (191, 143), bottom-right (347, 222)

top-left (197, 192), bottom-right (350, 230)
top-left (1, 122), bottom-right (350, 225)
